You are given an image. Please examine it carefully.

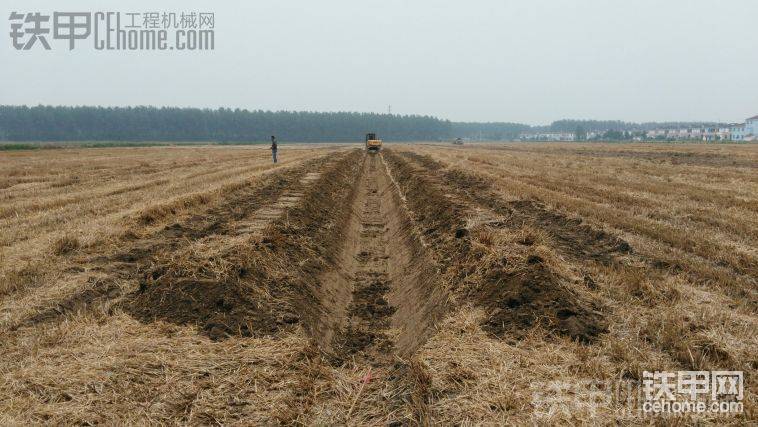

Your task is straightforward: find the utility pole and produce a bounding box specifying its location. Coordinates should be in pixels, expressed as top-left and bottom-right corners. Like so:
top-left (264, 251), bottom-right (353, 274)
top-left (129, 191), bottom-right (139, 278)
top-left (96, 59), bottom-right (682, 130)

top-left (387, 105), bottom-right (392, 142)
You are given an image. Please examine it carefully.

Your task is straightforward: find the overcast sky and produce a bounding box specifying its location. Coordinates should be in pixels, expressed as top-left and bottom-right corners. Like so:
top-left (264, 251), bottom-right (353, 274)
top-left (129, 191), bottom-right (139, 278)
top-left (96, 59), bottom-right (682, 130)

top-left (1, 0), bottom-right (756, 124)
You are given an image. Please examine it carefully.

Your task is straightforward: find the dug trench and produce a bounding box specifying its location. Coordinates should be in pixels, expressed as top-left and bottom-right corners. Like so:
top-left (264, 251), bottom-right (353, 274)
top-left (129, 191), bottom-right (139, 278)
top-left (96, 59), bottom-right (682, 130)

top-left (121, 147), bottom-right (608, 350)
top-left (8, 148), bottom-right (446, 353)
top-left (328, 153), bottom-right (445, 358)
top-left (285, 147), bottom-right (616, 423)
top-left (5, 147), bottom-right (618, 422)
top-left (307, 151), bottom-right (446, 423)
top-left (118, 150), bottom-right (446, 423)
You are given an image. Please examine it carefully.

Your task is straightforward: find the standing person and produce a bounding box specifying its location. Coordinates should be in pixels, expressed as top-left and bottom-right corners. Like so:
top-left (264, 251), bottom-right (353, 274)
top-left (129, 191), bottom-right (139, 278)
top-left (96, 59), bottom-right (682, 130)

top-left (270, 135), bottom-right (278, 163)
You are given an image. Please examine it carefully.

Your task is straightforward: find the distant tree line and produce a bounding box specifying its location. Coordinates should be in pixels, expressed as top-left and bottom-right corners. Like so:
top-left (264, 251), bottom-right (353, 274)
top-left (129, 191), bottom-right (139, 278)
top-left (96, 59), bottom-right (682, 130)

top-left (451, 122), bottom-right (531, 140)
top-left (0, 105), bottom-right (730, 143)
top-left (0, 105), bottom-right (452, 142)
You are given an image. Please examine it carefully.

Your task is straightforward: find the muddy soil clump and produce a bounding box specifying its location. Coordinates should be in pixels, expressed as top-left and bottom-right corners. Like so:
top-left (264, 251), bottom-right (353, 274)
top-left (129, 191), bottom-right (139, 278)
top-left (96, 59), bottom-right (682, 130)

top-left (477, 257), bottom-right (607, 343)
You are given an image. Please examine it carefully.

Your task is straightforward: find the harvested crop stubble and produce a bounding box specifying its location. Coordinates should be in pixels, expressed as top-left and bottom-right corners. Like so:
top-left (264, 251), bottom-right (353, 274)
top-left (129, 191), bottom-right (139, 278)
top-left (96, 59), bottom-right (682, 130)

top-left (0, 146), bottom-right (323, 328)
top-left (390, 143), bottom-right (756, 424)
top-left (1, 143), bottom-right (755, 424)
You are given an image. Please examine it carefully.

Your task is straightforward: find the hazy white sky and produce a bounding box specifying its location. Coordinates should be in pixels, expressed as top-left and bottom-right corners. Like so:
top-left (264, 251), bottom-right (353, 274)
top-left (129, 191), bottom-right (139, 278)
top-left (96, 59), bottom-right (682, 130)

top-left (1, 0), bottom-right (756, 124)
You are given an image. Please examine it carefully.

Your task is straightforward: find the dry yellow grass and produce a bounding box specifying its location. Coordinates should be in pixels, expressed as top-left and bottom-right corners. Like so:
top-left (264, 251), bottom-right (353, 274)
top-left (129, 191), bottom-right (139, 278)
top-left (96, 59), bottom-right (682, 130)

top-left (0, 145), bottom-right (329, 307)
top-left (1, 142), bottom-right (755, 424)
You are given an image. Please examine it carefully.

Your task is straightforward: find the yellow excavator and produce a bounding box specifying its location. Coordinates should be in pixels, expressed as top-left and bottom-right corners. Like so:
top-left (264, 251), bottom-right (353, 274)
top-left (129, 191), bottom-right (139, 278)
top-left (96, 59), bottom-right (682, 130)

top-left (365, 133), bottom-right (382, 152)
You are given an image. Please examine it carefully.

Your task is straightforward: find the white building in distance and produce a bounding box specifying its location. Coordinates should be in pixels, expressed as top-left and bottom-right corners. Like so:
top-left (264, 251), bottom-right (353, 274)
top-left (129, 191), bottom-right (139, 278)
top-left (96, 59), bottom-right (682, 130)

top-left (746, 115), bottom-right (758, 140)
top-left (731, 123), bottom-right (747, 141)
top-left (645, 115), bottom-right (757, 141)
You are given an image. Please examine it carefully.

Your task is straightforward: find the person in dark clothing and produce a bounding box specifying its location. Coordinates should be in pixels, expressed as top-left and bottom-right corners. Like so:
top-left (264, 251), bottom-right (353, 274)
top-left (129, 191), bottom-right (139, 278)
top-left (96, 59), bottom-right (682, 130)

top-left (270, 135), bottom-right (278, 163)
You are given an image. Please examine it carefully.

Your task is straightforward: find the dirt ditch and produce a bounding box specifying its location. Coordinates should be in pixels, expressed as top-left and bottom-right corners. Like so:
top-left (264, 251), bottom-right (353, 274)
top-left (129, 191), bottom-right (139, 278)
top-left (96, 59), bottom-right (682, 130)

top-left (326, 153), bottom-right (445, 360)
top-left (294, 152), bottom-right (443, 423)
top-left (12, 148), bottom-right (611, 349)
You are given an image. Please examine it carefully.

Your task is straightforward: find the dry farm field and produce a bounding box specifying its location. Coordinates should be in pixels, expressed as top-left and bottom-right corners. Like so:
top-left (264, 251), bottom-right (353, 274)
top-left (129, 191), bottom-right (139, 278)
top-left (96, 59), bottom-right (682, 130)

top-left (0, 142), bottom-right (756, 424)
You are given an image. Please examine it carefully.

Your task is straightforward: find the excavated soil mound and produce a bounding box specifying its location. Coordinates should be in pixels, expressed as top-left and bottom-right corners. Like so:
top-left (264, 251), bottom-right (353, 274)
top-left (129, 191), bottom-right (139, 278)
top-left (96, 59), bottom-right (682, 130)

top-left (123, 151), bottom-right (363, 340)
top-left (507, 199), bottom-right (631, 262)
top-left (443, 166), bottom-right (632, 264)
top-left (382, 152), bottom-right (470, 259)
top-left (124, 242), bottom-right (300, 340)
top-left (402, 153), bottom-right (632, 264)
top-left (477, 257), bottom-right (607, 343)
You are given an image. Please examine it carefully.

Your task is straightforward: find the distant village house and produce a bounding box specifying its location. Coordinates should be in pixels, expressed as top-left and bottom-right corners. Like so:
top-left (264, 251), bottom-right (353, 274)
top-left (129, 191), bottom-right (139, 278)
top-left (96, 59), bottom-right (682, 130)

top-left (644, 115), bottom-right (757, 142)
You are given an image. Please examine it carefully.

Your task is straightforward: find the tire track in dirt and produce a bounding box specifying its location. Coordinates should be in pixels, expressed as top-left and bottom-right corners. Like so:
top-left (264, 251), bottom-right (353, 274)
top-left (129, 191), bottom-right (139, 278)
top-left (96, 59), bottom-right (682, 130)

top-left (234, 172), bottom-right (321, 236)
